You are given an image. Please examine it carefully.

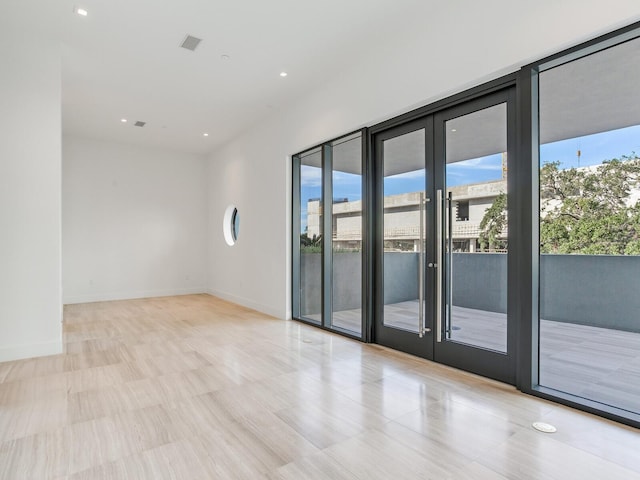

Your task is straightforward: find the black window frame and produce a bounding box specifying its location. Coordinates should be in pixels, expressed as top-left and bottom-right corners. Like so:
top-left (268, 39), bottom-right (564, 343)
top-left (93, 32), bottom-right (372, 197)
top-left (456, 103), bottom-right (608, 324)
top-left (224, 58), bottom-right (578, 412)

top-left (291, 129), bottom-right (369, 341)
top-left (517, 21), bottom-right (640, 428)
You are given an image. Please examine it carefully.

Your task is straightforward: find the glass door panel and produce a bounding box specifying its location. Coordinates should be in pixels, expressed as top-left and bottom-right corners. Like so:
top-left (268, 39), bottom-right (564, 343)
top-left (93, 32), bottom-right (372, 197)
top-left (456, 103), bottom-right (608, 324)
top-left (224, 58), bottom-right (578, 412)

top-left (443, 103), bottom-right (508, 353)
top-left (374, 119), bottom-right (432, 358)
top-left (382, 128), bottom-right (426, 333)
top-left (373, 89), bottom-right (515, 384)
top-left (433, 92), bottom-right (515, 384)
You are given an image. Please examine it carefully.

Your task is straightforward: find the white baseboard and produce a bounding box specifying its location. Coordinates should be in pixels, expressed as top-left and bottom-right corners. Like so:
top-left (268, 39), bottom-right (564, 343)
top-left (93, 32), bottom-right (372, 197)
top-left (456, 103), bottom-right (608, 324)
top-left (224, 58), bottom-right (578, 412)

top-left (62, 288), bottom-right (284, 319)
top-left (63, 287), bottom-right (207, 305)
top-left (0, 340), bottom-right (63, 363)
top-left (206, 289), bottom-right (284, 319)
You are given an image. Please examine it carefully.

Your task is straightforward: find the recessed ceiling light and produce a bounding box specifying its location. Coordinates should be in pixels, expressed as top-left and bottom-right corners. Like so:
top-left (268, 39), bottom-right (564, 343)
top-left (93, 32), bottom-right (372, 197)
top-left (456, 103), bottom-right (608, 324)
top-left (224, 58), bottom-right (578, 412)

top-left (203, 133), bottom-right (209, 137)
top-left (280, 72), bottom-right (288, 77)
top-left (74, 7), bottom-right (88, 16)
top-left (120, 118), bottom-right (127, 123)
top-left (451, 128), bottom-right (457, 132)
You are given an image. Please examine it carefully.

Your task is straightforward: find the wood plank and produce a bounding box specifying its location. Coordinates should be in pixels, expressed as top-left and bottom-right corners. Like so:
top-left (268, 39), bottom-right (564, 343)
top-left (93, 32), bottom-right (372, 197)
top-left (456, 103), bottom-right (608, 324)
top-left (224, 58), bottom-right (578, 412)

top-left (0, 294), bottom-right (637, 479)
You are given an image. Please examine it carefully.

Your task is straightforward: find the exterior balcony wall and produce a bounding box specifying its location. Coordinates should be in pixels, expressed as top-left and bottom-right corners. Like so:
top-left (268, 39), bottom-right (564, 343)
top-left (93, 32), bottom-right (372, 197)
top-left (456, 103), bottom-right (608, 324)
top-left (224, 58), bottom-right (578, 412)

top-left (300, 252), bottom-right (640, 333)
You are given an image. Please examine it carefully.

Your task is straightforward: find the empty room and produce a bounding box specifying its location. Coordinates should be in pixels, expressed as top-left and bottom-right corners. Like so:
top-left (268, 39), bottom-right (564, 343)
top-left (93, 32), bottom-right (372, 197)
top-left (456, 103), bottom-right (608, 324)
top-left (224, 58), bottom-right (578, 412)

top-left (1, 1), bottom-right (640, 478)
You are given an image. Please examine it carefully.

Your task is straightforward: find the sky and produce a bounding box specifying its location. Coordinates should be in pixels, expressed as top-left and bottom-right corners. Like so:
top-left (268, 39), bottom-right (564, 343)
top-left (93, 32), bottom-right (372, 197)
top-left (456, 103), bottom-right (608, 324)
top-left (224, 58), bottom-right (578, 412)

top-left (540, 124), bottom-right (640, 169)
top-left (300, 124), bottom-right (640, 232)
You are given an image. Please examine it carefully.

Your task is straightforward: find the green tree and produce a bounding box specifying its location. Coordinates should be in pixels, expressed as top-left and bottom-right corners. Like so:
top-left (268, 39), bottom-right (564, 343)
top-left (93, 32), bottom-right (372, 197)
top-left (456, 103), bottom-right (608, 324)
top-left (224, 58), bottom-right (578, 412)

top-left (478, 154), bottom-right (640, 254)
top-left (300, 233), bottom-right (322, 253)
top-left (539, 155), bottom-right (640, 254)
top-left (479, 192), bottom-right (507, 252)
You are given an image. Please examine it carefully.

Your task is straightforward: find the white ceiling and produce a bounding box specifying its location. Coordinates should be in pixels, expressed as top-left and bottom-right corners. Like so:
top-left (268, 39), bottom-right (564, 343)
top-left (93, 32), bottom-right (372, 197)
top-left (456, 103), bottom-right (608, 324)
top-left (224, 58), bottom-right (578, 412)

top-left (302, 33), bottom-right (640, 177)
top-left (58, 0), bottom-right (429, 155)
top-left (7, 1), bottom-right (635, 158)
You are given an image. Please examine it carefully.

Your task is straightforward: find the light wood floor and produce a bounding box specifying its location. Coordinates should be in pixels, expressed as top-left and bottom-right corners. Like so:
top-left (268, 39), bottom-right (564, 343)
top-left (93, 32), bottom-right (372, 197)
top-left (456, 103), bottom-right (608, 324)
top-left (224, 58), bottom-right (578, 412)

top-left (330, 301), bottom-right (640, 413)
top-left (1, 295), bottom-right (639, 479)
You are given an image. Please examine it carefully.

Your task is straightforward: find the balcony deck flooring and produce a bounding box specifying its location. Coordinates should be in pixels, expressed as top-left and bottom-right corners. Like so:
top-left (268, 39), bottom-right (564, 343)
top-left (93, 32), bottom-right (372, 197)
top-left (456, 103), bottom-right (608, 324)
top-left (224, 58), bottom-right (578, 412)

top-left (328, 301), bottom-right (640, 415)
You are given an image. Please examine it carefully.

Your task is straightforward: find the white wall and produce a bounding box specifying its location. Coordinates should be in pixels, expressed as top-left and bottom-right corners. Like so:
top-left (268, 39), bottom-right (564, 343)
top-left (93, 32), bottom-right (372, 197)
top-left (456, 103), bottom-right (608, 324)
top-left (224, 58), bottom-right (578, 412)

top-left (206, 122), bottom-right (293, 318)
top-left (206, 1), bottom-right (640, 320)
top-left (63, 137), bottom-right (208, 304)
top-left (0, 7), bottom-right (63, 361)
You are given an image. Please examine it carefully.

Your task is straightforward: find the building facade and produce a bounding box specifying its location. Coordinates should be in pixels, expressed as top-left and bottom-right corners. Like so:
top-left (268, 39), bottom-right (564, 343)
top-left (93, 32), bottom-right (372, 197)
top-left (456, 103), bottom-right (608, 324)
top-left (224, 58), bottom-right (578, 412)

top-left (307, 179), bottom-right (507, 253)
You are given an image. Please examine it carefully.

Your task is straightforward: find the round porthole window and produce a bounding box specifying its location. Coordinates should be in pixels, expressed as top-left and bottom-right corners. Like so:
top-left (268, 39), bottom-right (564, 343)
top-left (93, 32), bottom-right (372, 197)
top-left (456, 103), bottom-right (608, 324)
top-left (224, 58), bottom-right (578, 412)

top-left (223, 205), bottom-right (240, 246)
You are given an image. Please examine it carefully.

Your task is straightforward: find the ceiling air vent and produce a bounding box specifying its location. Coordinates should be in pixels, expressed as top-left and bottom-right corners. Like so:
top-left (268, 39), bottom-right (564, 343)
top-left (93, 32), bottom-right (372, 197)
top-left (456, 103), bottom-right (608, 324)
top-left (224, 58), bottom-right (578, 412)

top-left (180, 35), bottom-right (202, 51)
top-left (134, 121), bottom-right (146, 127)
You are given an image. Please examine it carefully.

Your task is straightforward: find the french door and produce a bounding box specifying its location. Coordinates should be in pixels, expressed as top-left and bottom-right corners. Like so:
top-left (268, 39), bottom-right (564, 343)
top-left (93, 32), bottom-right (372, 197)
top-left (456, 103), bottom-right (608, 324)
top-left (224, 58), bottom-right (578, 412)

top-left (373, 88), bottom-right (516, 384)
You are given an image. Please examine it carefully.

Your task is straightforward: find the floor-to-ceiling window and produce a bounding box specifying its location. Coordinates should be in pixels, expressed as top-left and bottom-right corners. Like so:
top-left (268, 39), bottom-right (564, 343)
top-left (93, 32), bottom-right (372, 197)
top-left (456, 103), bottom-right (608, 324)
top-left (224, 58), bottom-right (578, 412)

top-left (292, 132), bottom-right (365, 338)
top-left (294, 147), bottom-right (323, 325)
top-left (291, 21), bottom-right (640, 427)
top-left (535, 31), bottom-right (640, 419)
top-left (330, 134), bottom-right (364, 335)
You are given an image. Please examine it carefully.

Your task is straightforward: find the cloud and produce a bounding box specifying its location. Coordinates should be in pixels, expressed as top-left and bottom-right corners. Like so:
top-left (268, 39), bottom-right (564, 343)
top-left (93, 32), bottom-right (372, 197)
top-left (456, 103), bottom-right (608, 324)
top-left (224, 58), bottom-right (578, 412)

top-left (448, 155), bottom-right (503, 170)
top-left (333, 171), bottom-right (361, 182)
top-left (386, 169), bottom-right (425, 180)
top-left (301, 165), bottom-right (322, 187)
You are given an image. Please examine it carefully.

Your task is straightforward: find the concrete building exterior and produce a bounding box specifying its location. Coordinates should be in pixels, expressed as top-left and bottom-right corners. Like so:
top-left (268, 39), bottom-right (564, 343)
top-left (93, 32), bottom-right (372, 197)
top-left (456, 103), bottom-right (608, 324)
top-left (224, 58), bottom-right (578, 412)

top-left (307, 179), bottom-right (507, 252)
